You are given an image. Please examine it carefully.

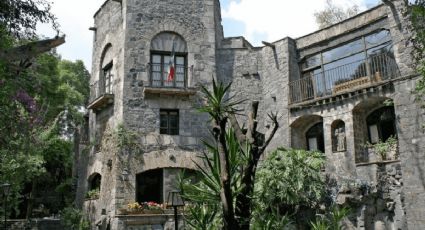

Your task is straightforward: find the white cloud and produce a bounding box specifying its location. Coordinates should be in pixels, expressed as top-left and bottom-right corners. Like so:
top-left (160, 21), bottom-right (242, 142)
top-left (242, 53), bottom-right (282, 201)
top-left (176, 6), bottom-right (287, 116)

top-left (37, 0), bottom-right (106, 71)
top-left (222, 0), bottom-right (370, 45)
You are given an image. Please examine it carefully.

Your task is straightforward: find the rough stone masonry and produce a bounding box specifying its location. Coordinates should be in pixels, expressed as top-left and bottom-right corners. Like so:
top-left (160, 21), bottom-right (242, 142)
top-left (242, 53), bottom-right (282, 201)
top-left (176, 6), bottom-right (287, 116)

top-left (76, 0), bottom-right (425, 229)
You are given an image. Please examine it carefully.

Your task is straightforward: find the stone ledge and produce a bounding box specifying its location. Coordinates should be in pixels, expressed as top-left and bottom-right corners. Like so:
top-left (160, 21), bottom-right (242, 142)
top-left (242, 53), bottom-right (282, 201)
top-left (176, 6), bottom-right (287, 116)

top-left (87, 93), bottom-right (114, 110)
top-left (356, 159), bottom-right (400, 167)
top-left (143, 87), bottom-right (197, 96)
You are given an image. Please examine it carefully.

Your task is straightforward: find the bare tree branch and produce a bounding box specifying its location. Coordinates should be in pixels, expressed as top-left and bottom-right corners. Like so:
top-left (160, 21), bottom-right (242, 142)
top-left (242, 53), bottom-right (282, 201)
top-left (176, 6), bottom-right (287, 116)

top-left (246, 101), bottom-right (259, 145)
top-left (228, 113), bottom-right (246, 143)
top-left (260, 112), bottom-right (279, 154)
top-left (0, 36), bottom-right (65, 62)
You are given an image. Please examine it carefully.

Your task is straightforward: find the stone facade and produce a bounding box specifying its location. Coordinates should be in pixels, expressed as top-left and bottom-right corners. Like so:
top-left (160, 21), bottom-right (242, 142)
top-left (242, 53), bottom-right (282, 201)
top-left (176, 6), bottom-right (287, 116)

top-left (77, 0), bottom-right (425, 229)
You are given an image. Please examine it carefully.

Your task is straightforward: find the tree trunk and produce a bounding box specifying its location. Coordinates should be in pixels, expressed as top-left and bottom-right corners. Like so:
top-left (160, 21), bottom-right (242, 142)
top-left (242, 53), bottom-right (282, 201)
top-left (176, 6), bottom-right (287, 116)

top-left (215, 119), bottom-right (239, 230)
top-left (235, 147), bottom-right (260, 230)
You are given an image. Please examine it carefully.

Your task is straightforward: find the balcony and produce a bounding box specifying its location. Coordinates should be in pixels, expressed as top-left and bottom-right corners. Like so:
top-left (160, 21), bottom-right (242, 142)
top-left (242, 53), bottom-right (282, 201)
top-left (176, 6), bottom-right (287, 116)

top-left (87, 81), bottom-right (114, 111)
top-left (144, 63), bottom-right (196, 96)
top-left (289, 53), bottom-right (400, 104)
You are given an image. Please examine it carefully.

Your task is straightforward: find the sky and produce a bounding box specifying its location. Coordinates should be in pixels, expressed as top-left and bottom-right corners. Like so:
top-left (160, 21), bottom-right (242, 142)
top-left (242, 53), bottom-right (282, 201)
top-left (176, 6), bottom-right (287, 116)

top-left (37, 0), bottom-right (381, 72)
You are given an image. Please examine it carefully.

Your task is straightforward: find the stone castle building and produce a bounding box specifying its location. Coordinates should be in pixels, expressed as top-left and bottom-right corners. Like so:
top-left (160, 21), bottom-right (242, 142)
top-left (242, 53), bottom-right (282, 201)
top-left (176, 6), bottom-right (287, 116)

top-left (75, 0), bottom-right (425, 229)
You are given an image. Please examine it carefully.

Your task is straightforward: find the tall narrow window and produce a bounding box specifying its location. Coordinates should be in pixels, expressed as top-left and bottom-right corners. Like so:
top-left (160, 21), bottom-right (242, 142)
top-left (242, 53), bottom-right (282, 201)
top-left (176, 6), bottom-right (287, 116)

top-left (160, 109), bottom-right (179, 135)
top-left (103, 62), bottom-right (113, 94)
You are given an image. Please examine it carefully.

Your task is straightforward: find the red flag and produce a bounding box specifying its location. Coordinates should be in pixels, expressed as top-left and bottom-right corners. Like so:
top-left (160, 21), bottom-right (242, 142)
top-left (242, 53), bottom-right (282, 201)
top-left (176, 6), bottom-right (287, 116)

top-left (167, 42), bottom-right (175, 82)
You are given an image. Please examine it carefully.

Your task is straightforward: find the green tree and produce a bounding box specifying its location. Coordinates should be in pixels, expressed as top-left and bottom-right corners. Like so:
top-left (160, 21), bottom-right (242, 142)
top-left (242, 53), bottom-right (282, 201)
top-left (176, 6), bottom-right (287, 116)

top-left (253, 148), bottom-right (326, 229)
top-left (182, 79), bottom-right (279, 229)
top-left (411, 1), bottom-right (425, 99)
top-left (314, 0), bottom-right (360, 29)
top-left (0, 50), bottom-right (90, 217)
top-left (0, 0), bottom-right (58, 39)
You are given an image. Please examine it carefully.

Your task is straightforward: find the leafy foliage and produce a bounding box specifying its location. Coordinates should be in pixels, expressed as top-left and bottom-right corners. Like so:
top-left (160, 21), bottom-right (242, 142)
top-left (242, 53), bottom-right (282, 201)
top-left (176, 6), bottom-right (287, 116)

top-left (185, 204), bottom-right (220, 230)
top-left (0, 48), bottom-right (90, 217)
top-left (310, 206), bottom-right (350, 230)
top-left (314, 0), bottom-right (359, 29)
top-left (253, 148), bottom-right (326, 227)
top-left (180, 128), bottom-right (245, 222)
top-left (0, 0), bottom-right (59, 39)
top-left (198, 79), bottom-right (243, 121)
top-left (60, 207), bottom-right (90, 230)
top-left (411, 1), bottom-right (425, 102)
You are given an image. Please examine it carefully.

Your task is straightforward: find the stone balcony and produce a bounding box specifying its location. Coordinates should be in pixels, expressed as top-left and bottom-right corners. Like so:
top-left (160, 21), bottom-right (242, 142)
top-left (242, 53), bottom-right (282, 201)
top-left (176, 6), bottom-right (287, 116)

top-left (87, 80), bottom-right (114, 111)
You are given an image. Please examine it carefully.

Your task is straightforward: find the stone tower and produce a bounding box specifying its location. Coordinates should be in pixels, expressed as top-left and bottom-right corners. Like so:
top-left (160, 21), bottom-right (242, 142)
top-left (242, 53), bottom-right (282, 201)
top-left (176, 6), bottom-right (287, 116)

top-left (77, 0), bottom-right (224, 229)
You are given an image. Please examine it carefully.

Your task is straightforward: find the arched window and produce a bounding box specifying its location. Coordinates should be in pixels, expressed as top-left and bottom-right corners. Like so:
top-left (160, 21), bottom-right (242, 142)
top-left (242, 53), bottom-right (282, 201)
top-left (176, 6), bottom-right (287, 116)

top-left (306, 122), bottom-right (325, 153)
top-left (88, 173), bottom-right (102, 191)
top-left (332, 120), bottom-right (346, 152)
top-left (366, 106), bottom-right (396, 144)
top-left (150, 32), bottom-right (187, 88)
top-left (100, 44), bottom-right (113, 94)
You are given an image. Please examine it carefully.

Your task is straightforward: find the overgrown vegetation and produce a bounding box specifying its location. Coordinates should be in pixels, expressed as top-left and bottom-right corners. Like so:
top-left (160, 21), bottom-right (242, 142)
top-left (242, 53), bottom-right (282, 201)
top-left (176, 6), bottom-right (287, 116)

top-left (181, 80), bottom-right (348, 229)
top-left (0, 0), bottom-right (89, 219)
top-left (60, 207), bottom-right (90, 230)
top-left (411, 1), bottom-right (425, 101)
top-left (366, 136), bottom-right (398, 160)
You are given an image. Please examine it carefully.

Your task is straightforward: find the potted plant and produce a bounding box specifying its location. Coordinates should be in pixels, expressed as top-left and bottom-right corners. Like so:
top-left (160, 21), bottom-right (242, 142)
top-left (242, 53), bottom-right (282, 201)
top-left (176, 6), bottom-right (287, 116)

top-left (85, 189), bottom-right (100, 200)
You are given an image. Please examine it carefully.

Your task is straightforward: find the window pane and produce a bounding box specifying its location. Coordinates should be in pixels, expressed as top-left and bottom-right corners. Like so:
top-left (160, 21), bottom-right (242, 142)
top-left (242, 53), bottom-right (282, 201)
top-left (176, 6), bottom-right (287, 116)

top-left (323, 38), bottom-right (363, 63)
top-left (369, 124), bottom-right (379, 143)
top-left (176, 56), bottom-right (185, 65)
top-left (365, 30), bottom-right (391, 48)
top-left (152, 55), bottom-right (161, 64)
top-left (308, 137), bottom-right (318, 151)
top-left (302, 54), bottom-right (321, 69)
top-left (159, 110), bottom-right (179, 135)
top-left (367, 43), bottom-right (393, 57)
top-left (324, 53), bottom-right (367, 90)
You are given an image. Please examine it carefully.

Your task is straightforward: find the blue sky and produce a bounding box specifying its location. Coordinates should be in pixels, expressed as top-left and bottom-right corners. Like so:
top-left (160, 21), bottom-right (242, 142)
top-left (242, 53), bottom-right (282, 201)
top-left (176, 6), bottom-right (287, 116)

top-left (37, 0), bottom-right (381, 71)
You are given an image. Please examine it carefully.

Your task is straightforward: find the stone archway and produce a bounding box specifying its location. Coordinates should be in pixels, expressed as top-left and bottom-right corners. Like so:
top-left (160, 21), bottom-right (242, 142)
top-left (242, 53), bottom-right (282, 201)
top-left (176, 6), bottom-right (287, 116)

top-left (290, 115), bottom-right (324, 152)
top-left (352, 97), bottom-right (396, 163)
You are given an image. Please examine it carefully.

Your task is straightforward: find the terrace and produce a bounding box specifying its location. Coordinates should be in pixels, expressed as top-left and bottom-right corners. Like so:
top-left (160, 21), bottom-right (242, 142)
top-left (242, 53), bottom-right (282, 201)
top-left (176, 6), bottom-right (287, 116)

top-left (290, 29), bottom-right (400, 105)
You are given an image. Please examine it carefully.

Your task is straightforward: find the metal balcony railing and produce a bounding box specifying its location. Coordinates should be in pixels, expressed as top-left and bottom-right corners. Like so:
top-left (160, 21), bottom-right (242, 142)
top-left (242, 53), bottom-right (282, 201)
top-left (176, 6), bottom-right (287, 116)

top-left (148, 63), bottom-right (187, 88)
top-left (289, 53), bottom-right (400, 104)
top-left (88, 81), bottom-right (114, 110)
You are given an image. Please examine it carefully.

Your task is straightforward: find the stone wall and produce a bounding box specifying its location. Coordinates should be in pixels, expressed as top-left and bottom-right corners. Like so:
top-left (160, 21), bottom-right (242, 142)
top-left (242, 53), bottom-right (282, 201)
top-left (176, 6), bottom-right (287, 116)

top-left (80, 0), bottom-right (425, 229)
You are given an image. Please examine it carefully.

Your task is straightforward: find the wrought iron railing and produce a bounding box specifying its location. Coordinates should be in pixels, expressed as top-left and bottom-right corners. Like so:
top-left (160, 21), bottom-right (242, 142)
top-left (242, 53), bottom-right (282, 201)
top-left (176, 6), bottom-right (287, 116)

top-left (289, 53), bottom-right (400, 104)
top-left (148, 63), bottom-right (187, 88)
top-left (89, 81), bottom-right (113, 103)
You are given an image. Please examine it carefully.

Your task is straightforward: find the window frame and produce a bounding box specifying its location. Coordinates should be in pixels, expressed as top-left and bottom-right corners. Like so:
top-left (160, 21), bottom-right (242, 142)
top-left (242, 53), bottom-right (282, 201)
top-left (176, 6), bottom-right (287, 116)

top-left (300, 29), bottom-right (392, 77)
top-left (102, 61), bottom-right (113, 94)
top-left (159, 109), bottom-right (179, 135)
top-left (150, 51), bottom-right (187, 88)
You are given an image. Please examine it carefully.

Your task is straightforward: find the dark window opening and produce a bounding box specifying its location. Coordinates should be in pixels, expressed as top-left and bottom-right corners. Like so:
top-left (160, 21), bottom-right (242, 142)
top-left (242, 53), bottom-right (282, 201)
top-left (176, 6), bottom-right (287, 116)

top-left (306, 122), bottom-right (325, 153)
top-left (160, 109), bottom-right (179, 135)
top-left (89, 173), bottom-right (101, 191)
top-left (367, 106), bottom-right (397, 143)
top-left (136, 169), bottom-right (163, 203)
